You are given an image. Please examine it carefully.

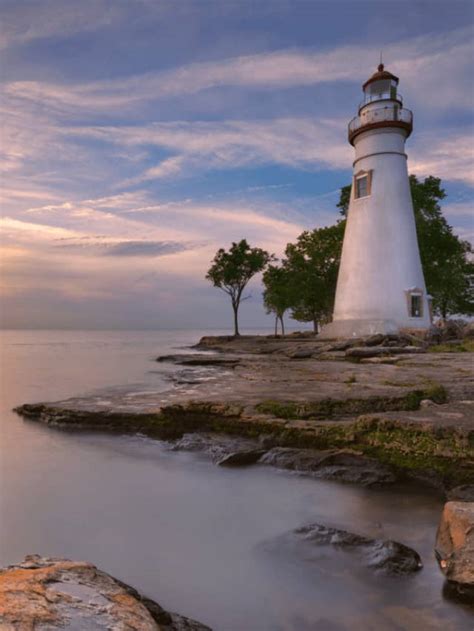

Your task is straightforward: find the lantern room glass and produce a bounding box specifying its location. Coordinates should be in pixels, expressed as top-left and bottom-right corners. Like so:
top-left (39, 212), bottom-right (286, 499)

top-left (362, 79), bottom-right (398, 106)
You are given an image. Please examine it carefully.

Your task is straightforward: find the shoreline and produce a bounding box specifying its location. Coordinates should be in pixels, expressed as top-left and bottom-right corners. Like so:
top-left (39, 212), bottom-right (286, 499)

top-left (14, 333), bottom-right (474, 495)
top-left (8, 332), bottom-right (474, 618)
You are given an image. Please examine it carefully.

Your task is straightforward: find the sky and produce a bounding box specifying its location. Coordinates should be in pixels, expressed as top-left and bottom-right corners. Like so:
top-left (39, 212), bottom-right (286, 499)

top-left (1, 0), bottom-right (473, 331)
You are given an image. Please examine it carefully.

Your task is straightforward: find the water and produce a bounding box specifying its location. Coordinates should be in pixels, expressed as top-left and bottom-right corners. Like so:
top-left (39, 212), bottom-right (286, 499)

top-left (0, 330), bottom-right (472, 631)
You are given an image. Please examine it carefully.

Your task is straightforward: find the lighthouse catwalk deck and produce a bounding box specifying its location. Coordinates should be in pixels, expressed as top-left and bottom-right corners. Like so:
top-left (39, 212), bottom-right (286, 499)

top-left (321, 64), bottom-right (431, 339)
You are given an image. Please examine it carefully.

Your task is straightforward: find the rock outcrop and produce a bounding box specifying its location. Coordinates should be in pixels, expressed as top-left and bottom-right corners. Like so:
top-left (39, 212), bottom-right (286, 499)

top-left (14, 334), bottom-right (474, 491)
top-left (266, 523), bottom-right (422, 575)
top-left (447, 485), bottom-right (474, 502)
top-left (260, 448), bottom-right (397, 486)
top-left (217, 449), bottom-right (267, 467)
top-left (156, 354), bottom-right (241, 368)
top-left (0, 555), bottom-right (211, 630)
top-left (435, 501), bottom-right (474, 604)
top-left (345, 346), bottom-right (423, 359)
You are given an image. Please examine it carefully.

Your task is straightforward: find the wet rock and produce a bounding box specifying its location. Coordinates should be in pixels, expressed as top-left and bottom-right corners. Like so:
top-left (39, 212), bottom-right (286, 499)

top-left (447, 485), bottom-right (474, 502)
top-left (157, 354), bottom-right (240, 368)
top-left (435, 501), bottom-right (474, 601)
top-left (217, 449), bottom-right (267, 467)
top-left (171, 433), bottom-right (260, 463)
top-left (287, 524), bottom-right (422, 575)
top-left (442, 579), bottom-right (474, 606)
top-left (313, 451), bottom-right (397, 486)
top-left (260, 448), bottom-right (397, 486)
top-left (260, 447), bottom-right (327, 471)
top-left (0, 554), bottom-right (211, 630)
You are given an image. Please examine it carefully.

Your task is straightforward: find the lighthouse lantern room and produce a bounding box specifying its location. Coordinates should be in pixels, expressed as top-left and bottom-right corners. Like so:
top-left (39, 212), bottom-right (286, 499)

top-left (320, 64), bottom-right (431, 338)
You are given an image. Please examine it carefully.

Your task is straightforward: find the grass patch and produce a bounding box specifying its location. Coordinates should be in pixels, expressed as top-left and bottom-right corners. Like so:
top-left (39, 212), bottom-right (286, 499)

top-left (255, 384), bottom-right (447, 421)
top-left (345, 374), bottom-right (357, 384)
top-left (428, 340), bottom-right (474, 353)
top-left (421, 381), bottom-right (448, 403)
top-left (382, 379), bottom-right (419, 388)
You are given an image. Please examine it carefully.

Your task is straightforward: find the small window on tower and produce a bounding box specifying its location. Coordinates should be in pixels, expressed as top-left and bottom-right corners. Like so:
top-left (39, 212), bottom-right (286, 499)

top-left (410, 294), bottom-right (422, 318)
top-left (355, 175), bottom-right (368, 199)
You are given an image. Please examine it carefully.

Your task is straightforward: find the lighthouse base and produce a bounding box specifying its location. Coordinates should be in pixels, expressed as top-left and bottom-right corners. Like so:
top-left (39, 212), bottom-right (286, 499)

top-left (319, 318), bottom-right (401, 340)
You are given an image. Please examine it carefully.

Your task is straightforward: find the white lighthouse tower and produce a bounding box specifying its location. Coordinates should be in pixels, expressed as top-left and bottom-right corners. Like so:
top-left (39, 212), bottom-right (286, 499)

top-left (321, 63), bottom-right (431, 338)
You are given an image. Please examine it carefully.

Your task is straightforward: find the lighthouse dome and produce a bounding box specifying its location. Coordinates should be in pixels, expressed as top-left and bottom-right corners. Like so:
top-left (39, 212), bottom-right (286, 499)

top-left (362, 63), bottom-right (399, 90)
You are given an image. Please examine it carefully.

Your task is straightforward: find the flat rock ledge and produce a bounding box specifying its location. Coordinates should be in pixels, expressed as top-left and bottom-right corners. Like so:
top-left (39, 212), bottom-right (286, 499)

top-left (14, 334), bottom-right (474, 493)
top-left (435, 501), bottom-right (474, 605)
top-left (0, 555), bottom-right (211, 631)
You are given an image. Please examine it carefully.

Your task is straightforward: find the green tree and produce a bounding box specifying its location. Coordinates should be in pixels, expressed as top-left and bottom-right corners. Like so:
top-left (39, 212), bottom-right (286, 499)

top-left (206, 239), bottom-right (272, 336)
top-left (262, 263), bottom-right (294, 336)
top-left (337, 175), bottom-right (474, 319)
top-left (410, 175), bottom-right (473, 319)
top-left (285, 222), bottom-right (345, 333)
top-left (337, 184), bottom-right (351, 216)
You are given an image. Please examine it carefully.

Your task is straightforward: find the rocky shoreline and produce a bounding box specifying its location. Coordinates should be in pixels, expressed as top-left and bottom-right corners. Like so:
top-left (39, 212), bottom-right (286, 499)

top-left (15, 334), bottom-right (474, 494)
top-left (11, 333), bottom-right (474, 614)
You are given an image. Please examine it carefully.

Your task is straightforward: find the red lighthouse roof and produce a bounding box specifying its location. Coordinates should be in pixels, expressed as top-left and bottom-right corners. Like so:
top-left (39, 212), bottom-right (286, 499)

top-left (362, 63), bottom-right (399, 90)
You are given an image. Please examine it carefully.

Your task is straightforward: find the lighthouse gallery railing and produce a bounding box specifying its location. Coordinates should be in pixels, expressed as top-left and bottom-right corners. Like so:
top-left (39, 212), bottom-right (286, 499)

top-left (348, 106), bottom-right (413, 142)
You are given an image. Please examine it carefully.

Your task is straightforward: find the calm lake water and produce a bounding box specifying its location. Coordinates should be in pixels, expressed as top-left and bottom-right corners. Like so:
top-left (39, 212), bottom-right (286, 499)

top-left (0, 329), bottom-right (472, 631)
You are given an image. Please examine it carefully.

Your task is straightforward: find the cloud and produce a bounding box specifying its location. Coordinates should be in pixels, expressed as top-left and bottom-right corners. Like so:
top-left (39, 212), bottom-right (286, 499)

top-left (442, 201), bottom-right (473, 218)
top-left (409, 131), bottom-right (474, 185)
top-left (69, 117), bottom-right (474, 188)
top-left (54, 238), bottom-right (190, 258)
top-left (4, 26), bottom-right (472, 113)
top-left (71, 117), bottom-right (351, 182)
top-left (122, 156), bottom-right (185, 185)
top-left (0, 0), bottom-right (121, 50)
top-left (104, 240), bottom-right (187, 257)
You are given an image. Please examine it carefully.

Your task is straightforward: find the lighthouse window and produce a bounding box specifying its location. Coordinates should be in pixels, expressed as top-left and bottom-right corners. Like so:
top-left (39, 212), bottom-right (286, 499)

top-left (410, 294), bottom-right (423, 318)
top-left (355, 175), bottom-right (368, 199)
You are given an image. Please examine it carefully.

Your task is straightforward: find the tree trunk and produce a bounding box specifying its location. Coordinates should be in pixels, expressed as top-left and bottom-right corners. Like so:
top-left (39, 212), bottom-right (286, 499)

top-left (313, 319), bottom-right (319, 334)
top-left (233, 303), bottom-right (240, 336)
top-left (274, 315), bottom-right (278, 337)
top-left (280, 316), bottom-right (285, 337)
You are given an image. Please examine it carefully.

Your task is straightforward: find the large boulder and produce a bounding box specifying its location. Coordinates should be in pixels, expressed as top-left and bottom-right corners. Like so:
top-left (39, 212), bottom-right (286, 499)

top-left (0, 555), bottom-right (211, 630)
top-left (435, 501), bottom-right (474, 603)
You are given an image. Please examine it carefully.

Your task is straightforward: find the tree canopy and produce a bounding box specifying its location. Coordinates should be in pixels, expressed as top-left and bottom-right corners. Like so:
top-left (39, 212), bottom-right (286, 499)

top-left (206, 239), bottom-right (272, 336)
top-left (262, 263), bottom-right (295, 336)
top-left (284, 221), bottom-right (345, 332)
top-left (410, 175), bottom-right (473, 318)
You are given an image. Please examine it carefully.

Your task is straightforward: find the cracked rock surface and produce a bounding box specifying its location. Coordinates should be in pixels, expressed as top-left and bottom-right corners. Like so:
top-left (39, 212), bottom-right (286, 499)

top-left (0, 555), bottom-right (211, 631)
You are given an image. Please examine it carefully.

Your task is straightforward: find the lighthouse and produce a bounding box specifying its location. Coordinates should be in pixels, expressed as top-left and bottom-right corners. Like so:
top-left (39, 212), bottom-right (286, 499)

top-left (321, 63), bottom-right (431, 338)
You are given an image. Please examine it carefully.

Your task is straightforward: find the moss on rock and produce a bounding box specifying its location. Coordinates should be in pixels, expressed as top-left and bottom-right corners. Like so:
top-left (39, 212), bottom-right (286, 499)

top-left (254, 385), bottom-right (447, 421)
